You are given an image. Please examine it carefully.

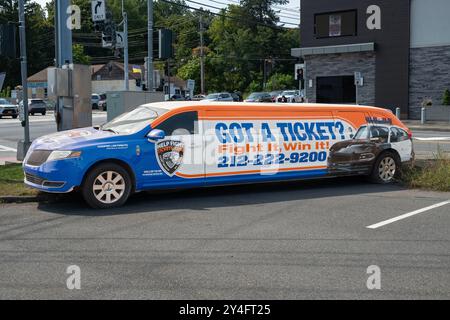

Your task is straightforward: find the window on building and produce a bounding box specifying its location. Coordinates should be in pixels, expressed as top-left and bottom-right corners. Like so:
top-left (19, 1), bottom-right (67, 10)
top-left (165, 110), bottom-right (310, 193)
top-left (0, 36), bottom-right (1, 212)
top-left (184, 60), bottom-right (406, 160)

top-left (315, 10), bottom-right (357, 38)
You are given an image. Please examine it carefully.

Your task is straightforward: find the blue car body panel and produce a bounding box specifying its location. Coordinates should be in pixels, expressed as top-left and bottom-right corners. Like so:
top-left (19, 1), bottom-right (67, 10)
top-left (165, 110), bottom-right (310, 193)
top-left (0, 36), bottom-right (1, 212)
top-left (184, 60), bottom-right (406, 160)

top-left (22, 125), bottom-right (329, 194)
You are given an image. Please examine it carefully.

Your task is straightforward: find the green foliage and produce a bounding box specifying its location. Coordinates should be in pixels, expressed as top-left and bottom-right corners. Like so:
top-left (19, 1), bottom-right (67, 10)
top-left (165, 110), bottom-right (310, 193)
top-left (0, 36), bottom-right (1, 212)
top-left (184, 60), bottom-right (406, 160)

top-left (72, 44), bottom-right (91, 65)
top-left (0, 0), bottom-right (300, 94)
top-left (403, 150), bottom-right (450, 192)
top-left (265, 73), bottom-right (295, 91)
top-left (443, 89), bottom-right (450, 106)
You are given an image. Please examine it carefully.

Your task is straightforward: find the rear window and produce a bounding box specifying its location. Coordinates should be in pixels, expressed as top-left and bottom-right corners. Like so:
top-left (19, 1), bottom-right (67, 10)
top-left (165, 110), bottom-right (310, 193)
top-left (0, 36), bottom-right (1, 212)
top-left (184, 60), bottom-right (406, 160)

top-left (31, 100), bottom-right (44, 104)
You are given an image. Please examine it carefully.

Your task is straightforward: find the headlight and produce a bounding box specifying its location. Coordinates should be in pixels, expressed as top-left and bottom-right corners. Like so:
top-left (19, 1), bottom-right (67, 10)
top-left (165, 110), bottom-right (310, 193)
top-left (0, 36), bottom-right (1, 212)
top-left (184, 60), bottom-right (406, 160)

top-left (47, 150), bottom-right (82, 162)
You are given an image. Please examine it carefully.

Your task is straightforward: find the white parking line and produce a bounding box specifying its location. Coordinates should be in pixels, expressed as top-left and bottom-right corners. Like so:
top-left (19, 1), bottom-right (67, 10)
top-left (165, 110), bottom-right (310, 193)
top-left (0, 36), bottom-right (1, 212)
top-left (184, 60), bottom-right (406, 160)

top-left (0, 145), bottom-right (17, 152)
top-left (366, 200), bottom-right (450, 229)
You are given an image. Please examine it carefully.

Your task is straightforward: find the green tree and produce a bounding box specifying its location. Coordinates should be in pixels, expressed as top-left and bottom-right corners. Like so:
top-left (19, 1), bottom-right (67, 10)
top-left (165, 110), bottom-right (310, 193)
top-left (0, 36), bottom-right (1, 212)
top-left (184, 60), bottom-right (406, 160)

top-left (72, 44), bottom-right (91, 65)
top-left (443, 89), bottom-right (450, 106)
top-left (265, 73), bottom-right (295, 91)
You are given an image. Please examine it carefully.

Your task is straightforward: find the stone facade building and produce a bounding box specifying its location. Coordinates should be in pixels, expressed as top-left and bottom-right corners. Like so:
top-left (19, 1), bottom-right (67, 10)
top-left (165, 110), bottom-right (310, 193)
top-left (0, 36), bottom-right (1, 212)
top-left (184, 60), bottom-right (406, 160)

top-left (291, 0), bottom-right (450, 119)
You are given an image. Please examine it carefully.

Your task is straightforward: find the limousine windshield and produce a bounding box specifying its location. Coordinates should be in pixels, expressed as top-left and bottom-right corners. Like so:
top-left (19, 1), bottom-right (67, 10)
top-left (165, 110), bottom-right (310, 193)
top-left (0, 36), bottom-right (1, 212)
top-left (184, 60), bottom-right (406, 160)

top-left (100, 106), bottom-right (168, 134)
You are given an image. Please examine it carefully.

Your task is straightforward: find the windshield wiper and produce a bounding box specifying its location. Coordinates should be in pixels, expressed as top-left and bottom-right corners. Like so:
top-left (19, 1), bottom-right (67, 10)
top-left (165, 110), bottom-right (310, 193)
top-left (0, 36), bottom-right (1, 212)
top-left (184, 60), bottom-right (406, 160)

top-left (101, 128), bottom-right (118, 134)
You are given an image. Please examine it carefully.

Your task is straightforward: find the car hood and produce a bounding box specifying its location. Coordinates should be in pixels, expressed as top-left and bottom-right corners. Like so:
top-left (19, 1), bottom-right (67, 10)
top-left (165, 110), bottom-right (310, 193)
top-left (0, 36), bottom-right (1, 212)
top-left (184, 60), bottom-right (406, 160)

top-left (30, 127), bottom-right (116, 151)
top-left (331, 140), bottom-right (370, 151)
top-left (0, 104), bottom-right (18, 108)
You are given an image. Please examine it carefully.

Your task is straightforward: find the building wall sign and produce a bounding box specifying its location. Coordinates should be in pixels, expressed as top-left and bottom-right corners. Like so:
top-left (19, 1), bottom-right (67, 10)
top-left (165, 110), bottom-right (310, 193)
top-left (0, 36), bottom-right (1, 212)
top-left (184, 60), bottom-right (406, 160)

top-left (329, 15), bottom-right (342, 37)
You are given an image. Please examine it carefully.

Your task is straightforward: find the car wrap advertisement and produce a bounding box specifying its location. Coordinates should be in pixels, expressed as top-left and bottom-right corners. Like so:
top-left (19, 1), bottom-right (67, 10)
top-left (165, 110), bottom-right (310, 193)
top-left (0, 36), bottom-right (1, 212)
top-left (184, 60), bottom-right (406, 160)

top-left (158, 112), bottom-right (364, 180)
top-left (206, 118), bottom-right (353, 176)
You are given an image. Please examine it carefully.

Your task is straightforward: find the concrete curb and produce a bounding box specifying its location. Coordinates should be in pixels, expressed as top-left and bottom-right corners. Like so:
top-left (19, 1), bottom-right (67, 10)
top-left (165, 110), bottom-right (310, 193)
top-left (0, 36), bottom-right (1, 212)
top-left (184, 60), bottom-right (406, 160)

top-left (408, 125), bottom-right (450, 133)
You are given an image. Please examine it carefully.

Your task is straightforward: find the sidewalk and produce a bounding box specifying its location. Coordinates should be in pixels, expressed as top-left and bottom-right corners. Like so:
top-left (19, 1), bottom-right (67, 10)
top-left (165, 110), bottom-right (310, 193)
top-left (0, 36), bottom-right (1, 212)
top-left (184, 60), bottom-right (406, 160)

top-left (0, 157), bottom-right (21, 166)
top-left (403, 120), bottom-right (450, 132)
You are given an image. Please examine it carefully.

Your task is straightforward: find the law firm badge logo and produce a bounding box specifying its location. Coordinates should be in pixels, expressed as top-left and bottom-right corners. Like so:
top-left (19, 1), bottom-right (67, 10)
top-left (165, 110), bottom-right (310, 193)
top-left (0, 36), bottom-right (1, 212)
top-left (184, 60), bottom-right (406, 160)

top-left (156, 140), bottom-right (185, 176)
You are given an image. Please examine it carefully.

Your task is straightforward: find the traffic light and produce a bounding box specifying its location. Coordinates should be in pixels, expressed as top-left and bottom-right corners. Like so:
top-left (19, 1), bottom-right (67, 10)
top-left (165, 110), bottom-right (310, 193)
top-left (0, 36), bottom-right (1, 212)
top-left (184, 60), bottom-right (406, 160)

top-left (93, 10), bottom-right (116, 48)
top-left (0, 24), bottom-right (17, 58)
top-left (159, 29), bottom-right (173, 60)
top-left (93, 21), bottom-right (105, 32)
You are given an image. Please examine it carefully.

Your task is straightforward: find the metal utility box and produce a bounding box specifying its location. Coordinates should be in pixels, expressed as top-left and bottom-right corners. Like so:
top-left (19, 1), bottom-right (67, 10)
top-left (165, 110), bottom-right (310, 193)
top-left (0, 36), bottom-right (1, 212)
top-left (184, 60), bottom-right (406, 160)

top-left (47, 67), bottom-right (70, 97)
top-left (48, 64), bottom-right (92, 131)
top-left (107, 91), bottom-right (165, 121)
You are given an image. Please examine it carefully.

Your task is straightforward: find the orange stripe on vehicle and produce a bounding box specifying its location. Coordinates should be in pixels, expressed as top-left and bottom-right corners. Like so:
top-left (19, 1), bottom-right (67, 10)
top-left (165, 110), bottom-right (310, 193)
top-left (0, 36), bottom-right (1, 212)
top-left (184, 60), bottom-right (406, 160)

top-left (175, 165), bottom-right (327, 179)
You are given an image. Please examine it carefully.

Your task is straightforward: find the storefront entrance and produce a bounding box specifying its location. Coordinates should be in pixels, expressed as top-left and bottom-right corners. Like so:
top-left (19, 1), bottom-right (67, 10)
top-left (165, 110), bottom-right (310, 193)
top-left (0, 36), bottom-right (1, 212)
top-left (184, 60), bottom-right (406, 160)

top-left (316, 76), bottom-right (356, 104)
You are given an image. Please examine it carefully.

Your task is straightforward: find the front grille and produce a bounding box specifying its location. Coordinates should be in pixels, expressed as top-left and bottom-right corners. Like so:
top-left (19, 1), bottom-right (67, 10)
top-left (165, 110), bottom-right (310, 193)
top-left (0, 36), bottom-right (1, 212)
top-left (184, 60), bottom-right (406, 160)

top-left (25, 173), bottom-right (45, 185)
top-left (26, 150), bottom-right (52, 166)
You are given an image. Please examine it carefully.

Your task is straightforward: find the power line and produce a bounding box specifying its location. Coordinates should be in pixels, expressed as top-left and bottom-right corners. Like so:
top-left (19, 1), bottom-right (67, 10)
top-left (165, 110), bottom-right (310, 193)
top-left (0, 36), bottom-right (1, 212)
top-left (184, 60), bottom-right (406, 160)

top-left (160, 0), bottom-right (297, 28)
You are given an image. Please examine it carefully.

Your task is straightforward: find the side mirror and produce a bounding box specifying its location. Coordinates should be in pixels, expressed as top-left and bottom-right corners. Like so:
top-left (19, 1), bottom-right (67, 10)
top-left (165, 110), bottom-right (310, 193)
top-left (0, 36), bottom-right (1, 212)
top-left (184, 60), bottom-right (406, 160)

top-left (147, 129), bottom-right (165, 142)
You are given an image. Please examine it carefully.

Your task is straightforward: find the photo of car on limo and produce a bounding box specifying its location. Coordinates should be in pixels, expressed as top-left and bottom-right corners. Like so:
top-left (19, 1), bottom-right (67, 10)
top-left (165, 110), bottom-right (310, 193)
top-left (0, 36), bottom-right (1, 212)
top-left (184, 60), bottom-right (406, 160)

top-left (328, 124), bottom-right (414, 183)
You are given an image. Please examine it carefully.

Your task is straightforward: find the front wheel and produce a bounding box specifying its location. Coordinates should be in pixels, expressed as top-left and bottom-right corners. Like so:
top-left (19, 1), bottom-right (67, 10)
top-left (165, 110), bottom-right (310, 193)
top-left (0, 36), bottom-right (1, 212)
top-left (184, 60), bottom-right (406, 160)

top-left (370, 152), bottom-right (399, 184)
top-left (82, 163), bottom-right (132, 208)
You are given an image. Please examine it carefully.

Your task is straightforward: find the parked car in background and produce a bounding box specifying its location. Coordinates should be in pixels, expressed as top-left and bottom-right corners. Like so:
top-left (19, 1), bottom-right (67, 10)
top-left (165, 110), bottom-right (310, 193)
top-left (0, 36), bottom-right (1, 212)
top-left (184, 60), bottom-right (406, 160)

top-left (91, 93), bottom-right (106, 109)
top-left (202, 92), bottom-right (234, 102)
top-left (231, 92), bottom-right (242, 102)
top-left (19, 99), bottom-right (47, 115)
top-left (0, 98), bottom-right (18, 119)
top-left (269, 90), bottom-right (283, 102)
top-left (165, 94), bottom-right (186, 101)
top-left (244, 92), bottom-right (273, 103)
top-left (98, 97), bottom-right (107, 111)
top-left (276, 90), bottom-right (303, 103)
top-left (192, 94), bottom-right (206, 101)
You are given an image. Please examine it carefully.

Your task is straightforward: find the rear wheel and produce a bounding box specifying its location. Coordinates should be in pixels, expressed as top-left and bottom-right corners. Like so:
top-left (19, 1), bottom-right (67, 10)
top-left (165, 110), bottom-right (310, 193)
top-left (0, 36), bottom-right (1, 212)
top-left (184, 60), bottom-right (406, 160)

top-left (12, 115), bottom-right (18, 119)
top-left (42, 111), bottom-right (46, 116)
top-left (82, 163), bottom-right (132, 209)
top-left (370, 152), bottom-right (399, 184)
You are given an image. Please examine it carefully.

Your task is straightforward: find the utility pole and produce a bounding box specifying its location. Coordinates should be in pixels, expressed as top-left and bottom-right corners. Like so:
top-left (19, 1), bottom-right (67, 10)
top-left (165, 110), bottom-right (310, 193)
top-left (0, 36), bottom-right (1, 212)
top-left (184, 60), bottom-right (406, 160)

top-left (147, 0), bottom-right (154, 91)
top-left (55, 0), bottom-right (72, 132)
top-left (199, 15), bottom-right (205, 95)
top-left (121, 0), bottom-right (129, 90)
top-left (17, 0), bottom-right (30, 160)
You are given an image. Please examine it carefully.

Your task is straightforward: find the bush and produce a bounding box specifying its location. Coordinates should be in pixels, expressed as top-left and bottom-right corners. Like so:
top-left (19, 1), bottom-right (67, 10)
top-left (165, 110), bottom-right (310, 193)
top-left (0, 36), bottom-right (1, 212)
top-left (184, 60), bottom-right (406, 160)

top-left (442, 89), bottom-right (450, 106)
top-left (402, 150), bottom-right (450, 192)
top-left (265, 73), bottom-right (295, 91)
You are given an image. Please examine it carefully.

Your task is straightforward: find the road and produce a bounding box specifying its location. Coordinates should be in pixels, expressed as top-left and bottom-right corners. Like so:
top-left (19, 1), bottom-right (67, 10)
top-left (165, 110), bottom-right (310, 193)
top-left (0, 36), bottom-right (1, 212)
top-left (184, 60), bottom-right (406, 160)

top-left (1, 114), bottom-right (449, 162)
top-left (0, 178), bottom-right (449, 299)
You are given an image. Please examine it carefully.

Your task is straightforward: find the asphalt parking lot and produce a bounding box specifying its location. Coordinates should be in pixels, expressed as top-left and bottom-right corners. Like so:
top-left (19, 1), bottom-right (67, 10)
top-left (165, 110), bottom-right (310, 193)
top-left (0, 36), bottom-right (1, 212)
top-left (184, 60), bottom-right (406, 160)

top-left (0, 177), bottom-right (449, 299)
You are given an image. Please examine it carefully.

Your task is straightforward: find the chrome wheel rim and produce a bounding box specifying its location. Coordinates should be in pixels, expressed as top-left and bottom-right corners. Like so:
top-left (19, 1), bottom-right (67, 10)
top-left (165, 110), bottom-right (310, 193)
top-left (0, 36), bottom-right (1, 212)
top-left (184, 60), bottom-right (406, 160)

top-left (378, 157), bottom-right (396, 182)
top-left (93, 171), bottom-right (125, 204)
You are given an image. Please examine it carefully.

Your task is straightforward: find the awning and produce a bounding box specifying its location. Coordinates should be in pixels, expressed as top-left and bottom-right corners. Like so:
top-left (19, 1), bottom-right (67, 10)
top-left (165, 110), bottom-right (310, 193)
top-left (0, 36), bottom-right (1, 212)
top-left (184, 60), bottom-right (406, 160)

top-left (291, 43), bottom-right (375, 57)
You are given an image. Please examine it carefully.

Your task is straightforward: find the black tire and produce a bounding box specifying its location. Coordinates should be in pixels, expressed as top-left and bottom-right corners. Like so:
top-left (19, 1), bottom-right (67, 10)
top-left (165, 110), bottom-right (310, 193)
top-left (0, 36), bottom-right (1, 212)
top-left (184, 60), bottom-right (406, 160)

top-left (82, 163), bottom-right (132, 209)
top-left (42, 111), bottom-right (46, 116)
top-left (30, 112), bottom-right (34, 116)
top-left (12, 115), bottom-right (18, 119)
top-left (92, 104), bottom-right (98, 109)
top-left (369, 151), bottom-right (400, 184)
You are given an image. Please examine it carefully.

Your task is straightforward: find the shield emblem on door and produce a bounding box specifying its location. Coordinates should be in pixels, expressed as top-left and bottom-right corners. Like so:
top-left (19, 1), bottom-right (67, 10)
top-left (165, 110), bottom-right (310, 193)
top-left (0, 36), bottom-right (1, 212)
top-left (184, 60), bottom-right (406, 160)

top-left (156, 140), bottom-right (185, 176)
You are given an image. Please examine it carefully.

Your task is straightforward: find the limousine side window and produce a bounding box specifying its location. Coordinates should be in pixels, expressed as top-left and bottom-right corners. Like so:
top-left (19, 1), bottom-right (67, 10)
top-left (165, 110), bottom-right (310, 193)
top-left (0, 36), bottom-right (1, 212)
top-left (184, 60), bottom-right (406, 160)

top-left (390, 127), bottom-right (409, 143)
top-left (156, 111), bottom-right (198, 136)
top-left (370, 126), bottom-right (389, 143)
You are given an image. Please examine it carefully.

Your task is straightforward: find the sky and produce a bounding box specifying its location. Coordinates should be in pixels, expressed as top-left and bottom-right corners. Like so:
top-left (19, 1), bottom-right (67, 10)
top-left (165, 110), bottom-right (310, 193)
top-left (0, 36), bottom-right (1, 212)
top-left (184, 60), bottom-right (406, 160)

top-left (33, 0), bottom-right (301, 26)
